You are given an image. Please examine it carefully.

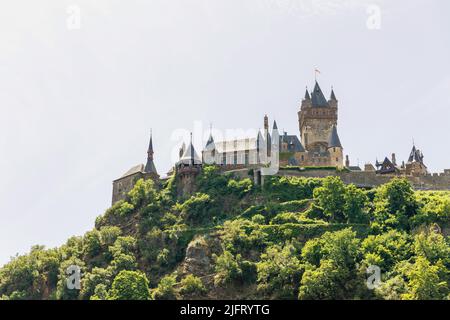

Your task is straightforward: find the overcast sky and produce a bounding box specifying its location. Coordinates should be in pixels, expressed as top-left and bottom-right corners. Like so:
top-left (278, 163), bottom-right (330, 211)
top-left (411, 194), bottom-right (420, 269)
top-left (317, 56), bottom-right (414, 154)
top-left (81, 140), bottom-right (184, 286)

top-left (1, 0), bottom-right (449, 265)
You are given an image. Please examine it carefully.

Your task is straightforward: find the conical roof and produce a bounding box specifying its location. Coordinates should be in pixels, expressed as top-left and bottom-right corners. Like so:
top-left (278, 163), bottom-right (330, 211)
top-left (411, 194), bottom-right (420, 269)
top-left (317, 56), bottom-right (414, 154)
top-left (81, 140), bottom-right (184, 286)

top-left (144, 133), bottom-right (158, 174)
top-left (330, 88), bottom-right (337, 101)
top-left (304, 88), bottom-right (311, 100)
top-left (327, 125), bottom-right (342, 148)
top-left (311, 81), bottom-right (329, 107)
top-left (178, 134), bottom-right (202, 165)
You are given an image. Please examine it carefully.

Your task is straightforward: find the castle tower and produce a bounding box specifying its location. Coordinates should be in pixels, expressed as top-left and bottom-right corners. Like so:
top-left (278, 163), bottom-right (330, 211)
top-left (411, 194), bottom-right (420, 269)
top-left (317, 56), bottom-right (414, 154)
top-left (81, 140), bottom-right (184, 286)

top-left (176, 133), bottom-right (202, 197)
top-left (112, 131), bottom-right (160, 204)
top-left (298, 81), bottom-right (338, 153)
top-left (327, 125), bottom-right (344, 168)
top-left (405, 144), bottom-right (428, 175)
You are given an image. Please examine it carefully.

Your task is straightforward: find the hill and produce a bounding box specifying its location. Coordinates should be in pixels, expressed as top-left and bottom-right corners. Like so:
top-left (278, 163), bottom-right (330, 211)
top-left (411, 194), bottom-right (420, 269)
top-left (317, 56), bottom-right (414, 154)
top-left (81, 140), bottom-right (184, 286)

top-left (1, 166), bottom-right (449, 300)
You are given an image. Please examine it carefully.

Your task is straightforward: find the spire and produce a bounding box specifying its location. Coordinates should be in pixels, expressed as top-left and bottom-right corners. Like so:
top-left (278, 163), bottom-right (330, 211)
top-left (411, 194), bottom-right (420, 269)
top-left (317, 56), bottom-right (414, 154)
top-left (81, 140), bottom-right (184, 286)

top-left (272, 120), bottom-right (278, 130)
top-left (304, 87), bottom-right (311, 100)
top-left (179, 133), bottom-right (202, 166)
top-left (330, 87), bottom-right (337, 101)
top-left (147, 130), bottom-right (154, 160)
top-left (327, 125), bottom-right (342, 148)
top-left (144, 130), bottom-right (158, 174)
top-left (205, 123), bottom-right (215, 148)
top-left (311, 81), bottom-right (329, 107)
top-left (264, 115), bottom-right (269, 131)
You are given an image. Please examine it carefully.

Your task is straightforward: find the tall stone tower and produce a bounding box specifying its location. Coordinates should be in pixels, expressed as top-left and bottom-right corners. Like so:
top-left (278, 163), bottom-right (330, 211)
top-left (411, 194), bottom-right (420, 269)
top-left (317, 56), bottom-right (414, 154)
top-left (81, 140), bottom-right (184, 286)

top-left (298, 82), bottom-right (338, 154)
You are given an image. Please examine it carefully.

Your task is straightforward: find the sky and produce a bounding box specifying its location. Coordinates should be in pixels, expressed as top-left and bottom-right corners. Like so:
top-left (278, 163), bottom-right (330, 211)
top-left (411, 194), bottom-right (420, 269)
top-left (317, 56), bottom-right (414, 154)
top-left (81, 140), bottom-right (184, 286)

top-left (1, 0), bottom-right (449, 265)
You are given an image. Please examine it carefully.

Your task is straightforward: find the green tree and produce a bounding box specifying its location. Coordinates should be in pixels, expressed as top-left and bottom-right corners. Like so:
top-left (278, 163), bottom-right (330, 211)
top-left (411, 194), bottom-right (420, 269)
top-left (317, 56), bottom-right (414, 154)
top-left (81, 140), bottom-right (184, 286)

top-left (371, 178), bottom-right (417, 231)
top-left (108, 270), bottom-right (151, 300)
top-left (401, 257), bottom-right (448, 300)
top-left (313, 177), bottom-right (346, 222)
top-left (344, 184), bottom-right (369, 223)
top-left (180, 275), bottom-right (207, 296)
top-left (152, 274), bottom-right (177, 300)
top-left (257, 242), bottom-right (304, 299)
top-left (361, 230), bottom-right (412, 271)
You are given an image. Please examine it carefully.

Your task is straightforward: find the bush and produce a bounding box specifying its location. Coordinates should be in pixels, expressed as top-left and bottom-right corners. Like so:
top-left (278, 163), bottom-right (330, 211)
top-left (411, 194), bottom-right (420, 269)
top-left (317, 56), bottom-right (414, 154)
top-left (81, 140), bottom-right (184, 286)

top-left (227, 178), bottom-right (253, 198)
top-left (108, 270), bottom-right (151, 300)
top-left (213, 250), bottom-right (257, 287)
top-left (180, 193), bottom-right (213, 225)
top-left (180, 275), bottom-right (206, 296)
top-left (257, 242), bottom-right (303, 299)
top-left (152, 274), bottom-right (177, 300)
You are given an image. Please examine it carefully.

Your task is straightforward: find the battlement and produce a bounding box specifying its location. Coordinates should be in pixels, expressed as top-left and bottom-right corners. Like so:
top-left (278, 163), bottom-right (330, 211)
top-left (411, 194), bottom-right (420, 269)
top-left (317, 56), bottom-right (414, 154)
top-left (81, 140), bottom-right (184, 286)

top-left (273, 168), bottom-right (450, 190)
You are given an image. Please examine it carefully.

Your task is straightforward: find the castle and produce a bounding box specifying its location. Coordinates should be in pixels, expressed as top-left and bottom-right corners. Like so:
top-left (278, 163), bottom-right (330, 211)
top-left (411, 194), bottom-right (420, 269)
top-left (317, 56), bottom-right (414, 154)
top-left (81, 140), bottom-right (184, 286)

top-left (111, 80), bottom-right (450, 204)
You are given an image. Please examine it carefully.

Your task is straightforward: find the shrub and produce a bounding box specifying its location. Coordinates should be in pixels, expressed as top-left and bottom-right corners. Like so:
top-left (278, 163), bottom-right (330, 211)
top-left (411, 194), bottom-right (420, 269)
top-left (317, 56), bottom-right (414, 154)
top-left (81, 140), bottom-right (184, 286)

top-left (180, 275), bottom-right (206, 296)
top-left (152, 274), bottom-right (177, 300)
top-left (257, 243), bottom-right (303, 299)
top-left (108, 270), bottom-right (151, 300)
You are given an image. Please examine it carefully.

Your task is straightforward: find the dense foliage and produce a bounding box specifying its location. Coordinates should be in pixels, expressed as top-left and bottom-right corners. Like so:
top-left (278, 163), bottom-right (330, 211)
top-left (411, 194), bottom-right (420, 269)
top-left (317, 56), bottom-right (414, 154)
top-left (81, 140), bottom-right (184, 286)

top-left (1, 168), bottom-right (449, 300)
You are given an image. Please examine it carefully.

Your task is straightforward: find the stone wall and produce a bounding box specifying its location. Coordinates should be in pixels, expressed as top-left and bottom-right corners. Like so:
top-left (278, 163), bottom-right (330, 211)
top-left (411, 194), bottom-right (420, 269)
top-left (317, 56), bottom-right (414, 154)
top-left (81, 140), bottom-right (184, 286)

top-left (275, 169), bottom-right (450, 190)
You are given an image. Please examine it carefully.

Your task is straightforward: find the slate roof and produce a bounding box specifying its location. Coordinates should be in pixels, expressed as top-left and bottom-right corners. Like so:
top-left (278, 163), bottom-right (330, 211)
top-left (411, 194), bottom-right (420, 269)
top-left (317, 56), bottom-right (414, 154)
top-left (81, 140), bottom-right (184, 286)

top-left (178, 135), bottom-right (202, 165)
top-left (281, 133), bottom-right (305, 152)
top-left (118, 164), bottom-right (145, 180)
top-left (408, 145), bottom-right (425, 164)
top-left (330, 89), bottom-right (337, 101)
top-left (304, 88), bottom-right (311, 100)
top-left (311, 81), bottom-right (329, 107)
top-left (327, 125), bottom-right (342, 148)
top-left (144, 133), bottom-right (158, 174)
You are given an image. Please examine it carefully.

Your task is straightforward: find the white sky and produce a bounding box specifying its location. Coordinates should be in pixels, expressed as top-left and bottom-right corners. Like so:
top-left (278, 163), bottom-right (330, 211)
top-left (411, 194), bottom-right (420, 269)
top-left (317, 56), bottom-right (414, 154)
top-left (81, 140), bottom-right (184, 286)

top-left (1, 0), bottom-right (449, 265)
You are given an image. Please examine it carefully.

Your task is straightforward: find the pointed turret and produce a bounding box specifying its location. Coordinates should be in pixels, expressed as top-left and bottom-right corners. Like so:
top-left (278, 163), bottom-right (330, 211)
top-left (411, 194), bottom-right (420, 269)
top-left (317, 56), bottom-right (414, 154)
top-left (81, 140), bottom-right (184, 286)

top-left (327, 125), bottom-right (342, 148)
top-left (272, 120), bottom-right (278, 130)
top-left (330, 88), bottom-right (337, 101)
top-left (178, 133), bottom-right (202, 166)
top-left (304, 88), bottom-right (311, 100)
top-left (144, 131), bottom-right (158, 174)
top-left (311, 81), bottom-right (329, 107)
top-left (264, 115), bottom-right (269, 131)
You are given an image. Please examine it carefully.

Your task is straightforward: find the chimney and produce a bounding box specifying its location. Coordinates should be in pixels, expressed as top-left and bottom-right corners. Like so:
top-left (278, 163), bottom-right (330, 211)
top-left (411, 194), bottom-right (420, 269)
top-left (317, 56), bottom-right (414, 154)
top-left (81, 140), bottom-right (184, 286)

top-left (264, 115), bottom-right (269, 131)
top-left (391, 153), bottom-right (397, 166)
top-left (345, 155), bottom-right (350, 167)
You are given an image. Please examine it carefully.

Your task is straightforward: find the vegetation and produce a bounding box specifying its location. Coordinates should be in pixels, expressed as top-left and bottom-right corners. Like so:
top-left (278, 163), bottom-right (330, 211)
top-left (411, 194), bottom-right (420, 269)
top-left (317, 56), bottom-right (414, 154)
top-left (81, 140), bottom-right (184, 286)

top-left (0, 171), bottom-right (449, 300)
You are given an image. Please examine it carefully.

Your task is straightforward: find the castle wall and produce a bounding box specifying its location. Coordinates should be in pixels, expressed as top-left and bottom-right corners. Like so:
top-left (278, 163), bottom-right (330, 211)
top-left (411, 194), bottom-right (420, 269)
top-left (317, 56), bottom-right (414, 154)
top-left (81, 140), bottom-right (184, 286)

top-left (275, 169), bottom-right (450, 190)
top-left (112, 172), bottom-right (144, 204)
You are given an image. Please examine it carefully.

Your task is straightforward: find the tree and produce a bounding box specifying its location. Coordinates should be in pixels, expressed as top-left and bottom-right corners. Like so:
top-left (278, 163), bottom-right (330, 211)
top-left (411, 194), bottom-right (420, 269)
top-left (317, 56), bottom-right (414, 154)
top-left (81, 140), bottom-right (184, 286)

top-left (152, 274), bottom-right (177, 300)
top-left (299, 229), bottom-right (364, 299)
top-left (80, 267), bottom-right (113, 300)
top-left (371, 178), bottom-right (418, 231)
top-left (108, 270), bottom-right (151, 300)
top-left (298, 259), bottom-right (342, 300)
top-left (179, 275), bottom-right (206, 296)
top-left (313, 177), bottom-right (346, 222)
top-left (361, 230), bottom-right (412, 271)
top-left (401, 257), bottom-right (448, 300)
top-left (413, 231), bottom-right (450, 266)
top-left (344, 184), bottom-right (369, 223)
top-left (213, 251), bottom-right (248, 286)
top-left (257, 242), bottom-right (303, 299)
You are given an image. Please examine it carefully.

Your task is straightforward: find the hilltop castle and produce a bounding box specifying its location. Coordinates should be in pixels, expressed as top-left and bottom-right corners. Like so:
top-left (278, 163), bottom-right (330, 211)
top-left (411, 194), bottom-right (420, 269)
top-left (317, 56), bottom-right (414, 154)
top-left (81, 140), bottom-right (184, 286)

top-left (112, 80), bottom-right (450, 204)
